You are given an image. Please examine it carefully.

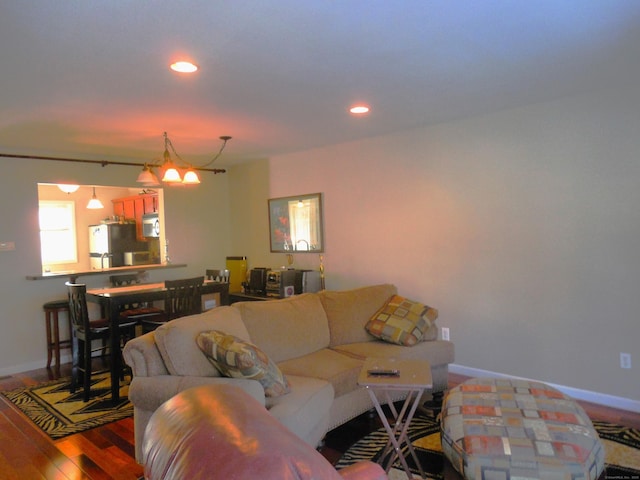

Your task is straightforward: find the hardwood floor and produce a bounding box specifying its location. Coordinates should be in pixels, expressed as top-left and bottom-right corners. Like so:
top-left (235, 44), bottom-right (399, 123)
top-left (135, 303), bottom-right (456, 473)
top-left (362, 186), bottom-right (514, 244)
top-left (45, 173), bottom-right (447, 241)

top-left (0, 363), bottom-right (142, 480)
top-left (1, 367), bottom-right (638, 479)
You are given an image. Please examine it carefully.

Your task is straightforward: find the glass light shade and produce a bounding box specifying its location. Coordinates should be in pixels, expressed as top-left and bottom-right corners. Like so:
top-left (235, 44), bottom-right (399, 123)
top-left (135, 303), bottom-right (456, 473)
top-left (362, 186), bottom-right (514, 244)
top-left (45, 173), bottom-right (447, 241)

top-left (57, 184), bottom-right (80, 194)
top-left (182, 169), bottom-right (201, 184)
top-left (162, 166), bottom-right (182, 183)
top-left (86, 198), bottom-right (104, 209)
top-left (137, 166), bottom-right (160, 186)
top-left (87, 187), bottom-right (104, 209)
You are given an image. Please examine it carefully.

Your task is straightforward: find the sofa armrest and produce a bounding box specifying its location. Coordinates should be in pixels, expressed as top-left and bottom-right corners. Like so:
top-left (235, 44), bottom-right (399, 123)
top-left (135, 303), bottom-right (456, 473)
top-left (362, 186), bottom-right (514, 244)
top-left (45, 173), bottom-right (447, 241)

top-left (123, 332), bottom-right (169, 377)
top-left (129, 375), bottom-right (266, 413)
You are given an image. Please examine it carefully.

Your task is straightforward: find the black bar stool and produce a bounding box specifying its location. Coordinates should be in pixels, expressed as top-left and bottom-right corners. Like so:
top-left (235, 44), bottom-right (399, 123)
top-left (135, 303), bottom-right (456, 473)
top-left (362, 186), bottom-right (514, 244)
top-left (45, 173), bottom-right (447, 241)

top-left (43, 299), bottom-right (72, 373)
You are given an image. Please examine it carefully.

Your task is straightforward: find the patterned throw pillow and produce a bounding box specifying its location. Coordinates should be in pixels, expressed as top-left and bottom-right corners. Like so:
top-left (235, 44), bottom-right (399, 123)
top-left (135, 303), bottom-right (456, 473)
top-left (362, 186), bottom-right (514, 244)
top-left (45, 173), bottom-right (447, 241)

top-left (365, 295), bottom-right (438, 346)
top-left (196, 330), bottom-right (291, 397)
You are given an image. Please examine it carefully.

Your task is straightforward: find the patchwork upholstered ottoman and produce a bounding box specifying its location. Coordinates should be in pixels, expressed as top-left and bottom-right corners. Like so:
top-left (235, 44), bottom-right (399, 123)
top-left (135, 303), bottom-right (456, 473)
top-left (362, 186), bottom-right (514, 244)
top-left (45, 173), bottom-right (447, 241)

top-left (441, 378), bottom-right (605, 480)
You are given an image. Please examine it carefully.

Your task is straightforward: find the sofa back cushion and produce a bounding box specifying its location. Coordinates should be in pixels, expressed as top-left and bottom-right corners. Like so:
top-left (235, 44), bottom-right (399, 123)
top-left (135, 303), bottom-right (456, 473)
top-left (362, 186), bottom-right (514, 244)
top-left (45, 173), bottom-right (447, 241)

top-left (318, 284), bottom-right (397, 347)
top-left (233, 293), bottom-right (330, 363)
top-left (154, 306), bottom-right (250, 376)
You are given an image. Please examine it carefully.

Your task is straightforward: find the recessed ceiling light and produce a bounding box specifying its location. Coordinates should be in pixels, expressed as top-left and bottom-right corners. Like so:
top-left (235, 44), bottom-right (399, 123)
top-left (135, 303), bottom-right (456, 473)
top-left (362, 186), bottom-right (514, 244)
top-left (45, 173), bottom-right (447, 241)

top-left (349, 105), bottom-right (370, 115)
top-left (170, 61), bottom-right (198, 73)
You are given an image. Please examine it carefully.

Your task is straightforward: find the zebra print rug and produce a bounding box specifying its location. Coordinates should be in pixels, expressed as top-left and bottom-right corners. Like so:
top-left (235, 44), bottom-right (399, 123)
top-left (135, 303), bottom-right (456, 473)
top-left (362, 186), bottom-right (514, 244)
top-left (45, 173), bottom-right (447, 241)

top-left (335, 415), bottom-right (640, 480)
top-left (1, 372), bottom-right (131, 439)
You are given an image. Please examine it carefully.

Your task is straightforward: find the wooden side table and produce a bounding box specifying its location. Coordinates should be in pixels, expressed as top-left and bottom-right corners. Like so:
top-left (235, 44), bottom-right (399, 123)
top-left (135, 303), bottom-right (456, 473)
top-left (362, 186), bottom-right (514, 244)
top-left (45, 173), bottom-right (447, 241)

top-left (357, 357), bottom-right (432, 479)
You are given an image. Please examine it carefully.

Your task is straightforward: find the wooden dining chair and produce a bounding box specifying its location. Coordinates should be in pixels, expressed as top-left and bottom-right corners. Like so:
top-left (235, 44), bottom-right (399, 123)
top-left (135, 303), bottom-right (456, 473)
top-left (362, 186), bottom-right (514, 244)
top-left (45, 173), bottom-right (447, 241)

top-left (140, 276), bottom-right (205, 333)
top-left (66, 282), bottom-right (138, 402)
top-left (109, 274), bottom-right (167, 328)
top-left (205, 269), bottom-right (230, 283)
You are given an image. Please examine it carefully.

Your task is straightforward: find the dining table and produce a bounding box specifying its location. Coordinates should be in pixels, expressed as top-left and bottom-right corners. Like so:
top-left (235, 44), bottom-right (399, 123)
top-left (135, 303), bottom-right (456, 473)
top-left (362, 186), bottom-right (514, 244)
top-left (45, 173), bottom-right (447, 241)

top-left (86, 280), bottom-right (230, 403)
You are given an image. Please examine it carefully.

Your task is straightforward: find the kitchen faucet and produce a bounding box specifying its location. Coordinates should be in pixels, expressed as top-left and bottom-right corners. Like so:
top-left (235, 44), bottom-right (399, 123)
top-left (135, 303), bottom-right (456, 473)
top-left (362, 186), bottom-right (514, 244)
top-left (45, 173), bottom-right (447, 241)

top-left (296, 239), bottom-right (309, 251)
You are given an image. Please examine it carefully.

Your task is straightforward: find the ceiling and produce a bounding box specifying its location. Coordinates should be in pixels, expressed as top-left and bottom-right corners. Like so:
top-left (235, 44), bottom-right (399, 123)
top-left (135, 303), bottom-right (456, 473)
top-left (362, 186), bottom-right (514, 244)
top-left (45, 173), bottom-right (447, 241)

top-left (2, 1), bottom-right (640, 168)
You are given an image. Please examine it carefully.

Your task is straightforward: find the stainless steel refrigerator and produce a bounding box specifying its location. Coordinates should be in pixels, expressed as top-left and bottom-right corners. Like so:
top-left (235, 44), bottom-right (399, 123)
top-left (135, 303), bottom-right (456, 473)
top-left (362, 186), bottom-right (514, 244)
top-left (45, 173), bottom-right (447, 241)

top-left (88, 224), bottom-right (139, 269)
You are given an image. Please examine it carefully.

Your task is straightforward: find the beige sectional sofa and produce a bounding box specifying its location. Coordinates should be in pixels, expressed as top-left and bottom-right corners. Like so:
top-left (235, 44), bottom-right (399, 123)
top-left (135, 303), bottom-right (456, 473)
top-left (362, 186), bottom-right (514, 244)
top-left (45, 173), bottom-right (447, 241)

top-left (123, 284), bottom-right (455, 462)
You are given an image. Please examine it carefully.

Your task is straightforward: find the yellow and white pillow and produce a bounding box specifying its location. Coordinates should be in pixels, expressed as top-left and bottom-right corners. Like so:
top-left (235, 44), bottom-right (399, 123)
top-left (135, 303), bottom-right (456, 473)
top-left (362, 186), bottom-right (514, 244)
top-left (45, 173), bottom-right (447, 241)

top-left (197, 330), bottom-right (291, 397)
top-left (366, 295), bottom-right (438, 346)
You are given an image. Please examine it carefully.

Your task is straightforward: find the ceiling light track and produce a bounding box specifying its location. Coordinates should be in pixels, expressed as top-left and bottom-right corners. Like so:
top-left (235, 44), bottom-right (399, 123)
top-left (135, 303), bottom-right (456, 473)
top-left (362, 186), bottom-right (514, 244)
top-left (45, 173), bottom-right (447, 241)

top-left (0, 144), bottom-right (231, 173)
top-left (0, 152), bottom-right (226, 174)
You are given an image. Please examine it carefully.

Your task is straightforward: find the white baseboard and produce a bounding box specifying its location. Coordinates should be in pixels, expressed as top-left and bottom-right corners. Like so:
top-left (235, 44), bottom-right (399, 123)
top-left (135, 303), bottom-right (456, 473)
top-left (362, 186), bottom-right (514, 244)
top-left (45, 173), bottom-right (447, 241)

top-left (0, 353), bottom-right (73, 378)
top-left (450, 364), bottom-right (640, 414)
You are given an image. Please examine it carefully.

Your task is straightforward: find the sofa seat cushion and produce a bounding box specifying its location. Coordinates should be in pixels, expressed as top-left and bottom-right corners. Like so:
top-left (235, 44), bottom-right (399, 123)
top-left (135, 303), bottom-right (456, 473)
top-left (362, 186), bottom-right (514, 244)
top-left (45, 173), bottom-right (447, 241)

top-left (319, 284), bottom-right (397, 347)
top-left (266, 374), bottom-right (334, 448)
top-left (278, 349), bottom-right (364, 397)
top-left (234, 293), bottom-right (330, 363)
top-left (332, 339), bottom-right (455, 367)
top-left (154, 306), bottom-right (250, 377)
top-left (197, 330), bottom-right (290, 397)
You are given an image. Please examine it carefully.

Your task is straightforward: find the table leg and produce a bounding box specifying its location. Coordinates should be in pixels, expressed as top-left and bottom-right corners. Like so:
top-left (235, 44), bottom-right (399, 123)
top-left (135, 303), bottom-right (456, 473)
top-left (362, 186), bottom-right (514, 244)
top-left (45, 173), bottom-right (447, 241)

top-left (109, 302), bottom-right (120, 403)
top-left (392, 391), bottom-right (427, 479)
top-left (367, 387), bottom-right (426, 478)
top-left (403, 391), bottom-right (427, 479)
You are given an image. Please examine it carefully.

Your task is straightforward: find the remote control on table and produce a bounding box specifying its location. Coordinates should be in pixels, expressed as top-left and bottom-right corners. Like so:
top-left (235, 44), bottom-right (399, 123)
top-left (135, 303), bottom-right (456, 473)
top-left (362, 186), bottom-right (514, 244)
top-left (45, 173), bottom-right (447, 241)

top-left (367, 369), bottom-right (400, 377)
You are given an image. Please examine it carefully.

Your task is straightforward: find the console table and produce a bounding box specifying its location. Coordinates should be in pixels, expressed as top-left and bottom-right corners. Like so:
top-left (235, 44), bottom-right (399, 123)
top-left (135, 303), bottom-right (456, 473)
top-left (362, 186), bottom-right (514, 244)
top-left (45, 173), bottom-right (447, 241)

top-left (228, 292), bottom-right (274, 304)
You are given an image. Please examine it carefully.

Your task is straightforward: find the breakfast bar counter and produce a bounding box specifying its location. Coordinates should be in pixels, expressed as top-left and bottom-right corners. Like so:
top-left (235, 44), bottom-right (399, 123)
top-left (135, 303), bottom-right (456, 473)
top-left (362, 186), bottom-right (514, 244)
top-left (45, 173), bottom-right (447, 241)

top-left (26, 263), bottom-right (188, 282)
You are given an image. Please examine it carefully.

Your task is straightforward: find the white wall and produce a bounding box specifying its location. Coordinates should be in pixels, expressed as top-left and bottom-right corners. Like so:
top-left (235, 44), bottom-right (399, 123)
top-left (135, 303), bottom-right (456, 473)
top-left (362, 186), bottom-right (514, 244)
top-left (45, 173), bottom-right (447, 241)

top-left (230, 85), bottom-right (640, 403)
top-left (0, 160), bottom-right (230, 375)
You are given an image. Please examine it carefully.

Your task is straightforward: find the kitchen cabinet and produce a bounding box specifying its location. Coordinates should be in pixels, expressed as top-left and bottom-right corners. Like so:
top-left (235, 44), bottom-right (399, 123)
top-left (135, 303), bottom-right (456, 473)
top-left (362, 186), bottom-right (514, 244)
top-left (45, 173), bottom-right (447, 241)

top-left (143, 194), bottom-right (158, 213)
top-left (112, 192), bottom-right (158, 240)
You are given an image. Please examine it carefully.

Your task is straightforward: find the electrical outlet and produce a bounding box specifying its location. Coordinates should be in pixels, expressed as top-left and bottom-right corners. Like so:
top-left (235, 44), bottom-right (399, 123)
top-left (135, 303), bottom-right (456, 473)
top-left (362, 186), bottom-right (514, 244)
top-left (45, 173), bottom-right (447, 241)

top-left (620, 353), bottom-right (632, 369)
top-left (441, 327), bottom-right (450, 341)
top-left (0, 241), bottom-right (15, 251)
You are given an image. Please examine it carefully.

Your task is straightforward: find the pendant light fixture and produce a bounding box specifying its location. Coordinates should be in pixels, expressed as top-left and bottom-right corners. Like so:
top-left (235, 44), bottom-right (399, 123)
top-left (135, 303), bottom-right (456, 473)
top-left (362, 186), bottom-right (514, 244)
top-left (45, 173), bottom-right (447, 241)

top-left (160, 134), bottom-right (182, 183)
top-left (0, 131), bottom-right (229, 186)
top-left (57, 184), bottom-right (80, 194)
top-left (138, 132), bottom-right (231, 186)
top-left (86, 187), bottom-right (104, 209)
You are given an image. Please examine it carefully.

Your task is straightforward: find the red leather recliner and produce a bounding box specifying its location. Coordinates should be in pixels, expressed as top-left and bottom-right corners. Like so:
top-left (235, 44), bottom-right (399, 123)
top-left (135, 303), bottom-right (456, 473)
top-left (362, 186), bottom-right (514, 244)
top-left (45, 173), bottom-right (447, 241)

top-left (142, 384), bottom-right (387, 480)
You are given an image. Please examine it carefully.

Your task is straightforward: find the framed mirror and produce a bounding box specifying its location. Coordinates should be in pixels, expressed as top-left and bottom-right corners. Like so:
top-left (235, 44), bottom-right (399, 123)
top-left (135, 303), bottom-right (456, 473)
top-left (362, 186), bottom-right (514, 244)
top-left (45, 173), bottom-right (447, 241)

top-left (269, 193), bottom-right (324, 253)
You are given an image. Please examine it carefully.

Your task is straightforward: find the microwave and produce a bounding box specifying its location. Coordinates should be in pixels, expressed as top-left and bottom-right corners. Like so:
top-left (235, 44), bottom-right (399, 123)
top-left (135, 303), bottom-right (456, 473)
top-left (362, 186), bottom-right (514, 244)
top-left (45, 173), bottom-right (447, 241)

top-left (142, 213), bottom-right (160, 237)
top-left (124, 251), bottom-right (152, 266)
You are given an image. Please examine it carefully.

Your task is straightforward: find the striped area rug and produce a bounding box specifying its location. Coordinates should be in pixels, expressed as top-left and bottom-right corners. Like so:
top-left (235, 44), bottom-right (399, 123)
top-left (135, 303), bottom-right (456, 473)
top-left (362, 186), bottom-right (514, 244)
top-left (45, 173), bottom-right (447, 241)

top-left (1, 372), bottom-right (132, 439)
top-left (335, 415), bottom-right (640, 480)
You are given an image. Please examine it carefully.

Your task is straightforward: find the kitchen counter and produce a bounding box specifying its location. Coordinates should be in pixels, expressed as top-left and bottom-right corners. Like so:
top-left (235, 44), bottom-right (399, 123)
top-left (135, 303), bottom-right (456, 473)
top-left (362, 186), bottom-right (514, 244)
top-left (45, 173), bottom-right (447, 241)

top-left (26, 263), bottom-right (187, 282)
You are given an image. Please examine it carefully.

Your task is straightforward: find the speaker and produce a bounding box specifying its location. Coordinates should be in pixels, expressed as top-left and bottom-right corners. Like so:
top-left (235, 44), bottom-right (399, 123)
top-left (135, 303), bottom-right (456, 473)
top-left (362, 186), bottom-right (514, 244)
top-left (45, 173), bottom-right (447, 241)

top-left (248, 268), bottom-right (268, 294)
top-left (278, 269), bottom-right (297, 298)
